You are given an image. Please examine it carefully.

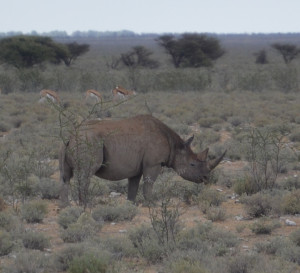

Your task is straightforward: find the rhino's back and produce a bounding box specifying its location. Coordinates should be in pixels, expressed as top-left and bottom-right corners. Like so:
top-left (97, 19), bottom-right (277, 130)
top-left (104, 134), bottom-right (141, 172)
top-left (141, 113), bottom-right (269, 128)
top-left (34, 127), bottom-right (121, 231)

top-left (87, 115), bottom-right (160, 137)
top-left (88, 115), bottom-right (182, 143)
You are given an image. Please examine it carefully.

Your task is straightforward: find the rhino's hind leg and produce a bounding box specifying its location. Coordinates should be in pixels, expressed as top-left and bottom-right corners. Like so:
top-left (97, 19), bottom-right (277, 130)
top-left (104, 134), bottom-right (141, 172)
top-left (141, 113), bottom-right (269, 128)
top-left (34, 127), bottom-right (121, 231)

top-left (75, 152), bottom-right (104, 207)
top-left (128, 174), bottom-right (142, 202)
top-left (59, 161), bottom-right (73, 208)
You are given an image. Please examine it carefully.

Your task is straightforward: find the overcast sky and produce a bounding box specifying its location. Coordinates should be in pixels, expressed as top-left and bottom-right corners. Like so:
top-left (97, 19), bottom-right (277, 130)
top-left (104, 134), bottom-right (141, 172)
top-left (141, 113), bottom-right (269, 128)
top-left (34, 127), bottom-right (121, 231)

top-left (1, 0), bottom-right (299, 34)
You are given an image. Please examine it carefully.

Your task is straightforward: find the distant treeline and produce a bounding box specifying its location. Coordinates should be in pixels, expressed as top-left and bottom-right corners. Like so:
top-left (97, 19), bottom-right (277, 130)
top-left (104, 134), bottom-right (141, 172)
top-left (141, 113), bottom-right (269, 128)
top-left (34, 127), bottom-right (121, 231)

top-left (1, 30), bottom-right (300, 44)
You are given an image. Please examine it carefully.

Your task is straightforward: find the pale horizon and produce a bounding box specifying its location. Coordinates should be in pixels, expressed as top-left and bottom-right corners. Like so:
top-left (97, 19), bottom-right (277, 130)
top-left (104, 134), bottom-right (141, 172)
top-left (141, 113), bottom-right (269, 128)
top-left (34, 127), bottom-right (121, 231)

top-left (1, 0), bottom-right (300, 35)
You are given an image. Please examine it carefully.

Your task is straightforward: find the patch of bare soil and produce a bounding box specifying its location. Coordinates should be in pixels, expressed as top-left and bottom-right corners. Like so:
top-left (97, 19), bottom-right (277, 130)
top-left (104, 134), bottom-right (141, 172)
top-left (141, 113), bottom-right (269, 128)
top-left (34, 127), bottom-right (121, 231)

top-left (28, 181), bottom-right (300, 256)
top-left (1, 130), bottom-right (300, 273)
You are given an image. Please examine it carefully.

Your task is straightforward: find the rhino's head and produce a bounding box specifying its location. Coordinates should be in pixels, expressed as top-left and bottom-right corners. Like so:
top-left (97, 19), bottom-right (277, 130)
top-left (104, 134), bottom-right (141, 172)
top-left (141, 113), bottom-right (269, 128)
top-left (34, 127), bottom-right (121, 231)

top-left (173, 136), bottom-right (226, 183)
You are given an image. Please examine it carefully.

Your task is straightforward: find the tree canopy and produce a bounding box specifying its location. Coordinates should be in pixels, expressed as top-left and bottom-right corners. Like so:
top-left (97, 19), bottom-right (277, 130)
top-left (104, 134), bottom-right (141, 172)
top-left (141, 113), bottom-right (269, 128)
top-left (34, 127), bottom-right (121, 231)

top-left (157, 33), bottom-right (224, 68)
top-left (120, 46), bottom-right (159, 69)
top-left (271, 43), bottom-right (300, 64)
top-left (62, 42), bottom-right (90, 66)
top-left (0, 35), bottom-right (89, 69)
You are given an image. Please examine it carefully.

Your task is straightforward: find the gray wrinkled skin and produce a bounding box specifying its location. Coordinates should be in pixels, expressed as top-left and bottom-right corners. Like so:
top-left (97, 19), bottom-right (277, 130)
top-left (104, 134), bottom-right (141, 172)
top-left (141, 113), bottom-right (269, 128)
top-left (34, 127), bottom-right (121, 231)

top-left (59, 115), bottom-right (225, 204)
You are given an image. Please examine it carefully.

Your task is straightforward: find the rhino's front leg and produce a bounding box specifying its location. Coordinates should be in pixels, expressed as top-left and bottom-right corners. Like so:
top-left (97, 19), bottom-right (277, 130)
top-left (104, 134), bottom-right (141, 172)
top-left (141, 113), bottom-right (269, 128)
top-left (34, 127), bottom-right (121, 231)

top-left (142, 165), bottom-right (161, 201)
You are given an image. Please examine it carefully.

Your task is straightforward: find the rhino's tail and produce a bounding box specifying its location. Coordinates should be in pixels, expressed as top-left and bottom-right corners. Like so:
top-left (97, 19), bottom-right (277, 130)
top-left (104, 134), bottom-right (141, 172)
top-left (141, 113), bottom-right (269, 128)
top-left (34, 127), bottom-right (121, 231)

top-left (59, 141), bottom-right (71, 181)
top-left (59, 141), bottom-right (72, 207)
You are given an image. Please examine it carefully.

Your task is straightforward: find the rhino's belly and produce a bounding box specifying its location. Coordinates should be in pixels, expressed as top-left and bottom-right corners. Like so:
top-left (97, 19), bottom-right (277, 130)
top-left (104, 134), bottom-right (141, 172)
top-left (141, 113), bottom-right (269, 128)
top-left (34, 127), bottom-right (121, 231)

top-left (95, 160), bottom-right (141, 181)
top-left (95, 139), bottom-right (144, 180)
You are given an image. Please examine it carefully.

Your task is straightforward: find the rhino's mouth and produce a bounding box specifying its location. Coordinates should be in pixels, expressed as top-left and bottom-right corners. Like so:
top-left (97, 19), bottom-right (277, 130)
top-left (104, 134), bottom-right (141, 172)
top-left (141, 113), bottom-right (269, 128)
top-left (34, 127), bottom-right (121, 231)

top-left (196, 175), bottom-right (209, 184)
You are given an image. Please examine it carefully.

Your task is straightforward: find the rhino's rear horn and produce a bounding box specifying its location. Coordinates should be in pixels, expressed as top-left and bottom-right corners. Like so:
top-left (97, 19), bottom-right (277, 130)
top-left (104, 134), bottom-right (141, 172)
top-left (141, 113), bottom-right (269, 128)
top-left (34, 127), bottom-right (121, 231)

top-left (184, 135), bottom-right (194, 147)
top-left (208, 150), bottom-right (227, 170)
top-left (197, 148), bottom-right (209, 161)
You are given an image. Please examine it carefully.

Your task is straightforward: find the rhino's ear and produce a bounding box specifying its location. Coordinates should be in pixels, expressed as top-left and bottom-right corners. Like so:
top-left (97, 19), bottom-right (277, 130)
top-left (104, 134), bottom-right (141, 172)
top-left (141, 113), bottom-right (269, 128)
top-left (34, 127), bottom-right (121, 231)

top-left (184, 135), bottom-right (194, 147)
top-left (197, 148), bottom-right (209, 161)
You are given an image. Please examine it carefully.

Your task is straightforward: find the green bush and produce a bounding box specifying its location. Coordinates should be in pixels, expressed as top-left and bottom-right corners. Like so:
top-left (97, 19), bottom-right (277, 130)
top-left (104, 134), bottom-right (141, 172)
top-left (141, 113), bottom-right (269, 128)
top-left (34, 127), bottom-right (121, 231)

top-left (55, 244), bottom-right (86, 271)
top-left (22, 231), bottom-right (50, 250)
top-left (228, 116), bottom-right (244, 127)
top-left (196, 187), bottom-right (225, 213)
top-left (61, 213), bottom-right (101, 243)
top-left (206, 207), bottom-right (227, 222)
top-left (166, 259), bottom-right (208, 273)
top-left (290, 228), bottom-right (300, 246)
top-left (106, 180), bottom-right (128, 194)
top-left (256, 236), bottom-right (290, 255)
top-left (233, 176), bottom-right (258, 195)
top-left (68, 253), bottom-right (108, 273)
top-left (178, 222), bottom-right (238, 256)
top-left (55, 241), bottom-right (112, 272)
top-left (92, 201), bottom-right (137, 222)
top-left (178, 182), bottom-right (204, 205)
top-left (227, 253), bottom-right (257, 273)
top-left (129, 224), bottom-right (164, 263)
top-left (255, 236), bottom-right (300, 265)
top-left (0, 196), bottom-right (5, 211)
top-left (220, 138), bottom-right (243, 161)
top-left (289, 130), bottom-right (300, 142)
top-left (282, 189), bottom-right (300, 214)
top-left (20, 200), bottom-right (48, 223)
top-left (278, 244), bottom-right (300, 265)
top-left (0, 121), bottom-right (10, 132)
top-left (102, 236), bottom-right (138, 259)
top-left (250, 218), bottom-right (281, 234)
top-left (272, 66), bottom-right (299, 93)
top-left (38, 178), bottom-right (60, 199)
top-left (60, 222), bottom-right (92, 243)
top-left (198, 117), bottom-right (222, 128)
top-left (280, 176), bottom-right (300, 190)
top-left (58, 206), bottom-right (83, 229)
top-left (2, 249), bottom-right (52, 273)
top-left (0, 211), bottom-right (19, 232)
top-left (0, 230), bottom-right (13, 256)
top-left (242, 191), bottom-right (282, 217)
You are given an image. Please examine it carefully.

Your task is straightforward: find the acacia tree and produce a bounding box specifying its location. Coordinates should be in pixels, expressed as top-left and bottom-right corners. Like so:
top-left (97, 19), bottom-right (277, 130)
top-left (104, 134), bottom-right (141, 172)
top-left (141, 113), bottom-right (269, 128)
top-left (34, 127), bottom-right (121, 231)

top-left (0, 36), bottom-right (89, 69)
top-left (120, 46), bottom-right (159, 69)
top-left (62, 42), bottom-right (90, 66)
top-left (157, 33), bottom-right (224, 68)
top-left (271, 43), bottom-right (300, 64)
top-left (156, 35), bottom-right (183, 68)
top-left (120, 46), bottom-right (159, 90)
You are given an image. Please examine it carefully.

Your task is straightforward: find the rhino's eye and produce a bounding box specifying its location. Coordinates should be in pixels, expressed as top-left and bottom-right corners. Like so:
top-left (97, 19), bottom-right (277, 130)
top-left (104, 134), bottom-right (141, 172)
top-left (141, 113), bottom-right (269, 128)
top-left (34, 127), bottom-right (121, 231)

top-left (190, 163), bottom-right (196, 167)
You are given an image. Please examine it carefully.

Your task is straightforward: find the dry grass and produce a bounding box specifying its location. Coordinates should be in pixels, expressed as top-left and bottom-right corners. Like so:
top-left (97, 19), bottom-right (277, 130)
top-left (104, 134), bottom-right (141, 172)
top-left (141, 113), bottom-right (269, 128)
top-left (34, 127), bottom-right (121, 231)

top-left (1, 34), bottom-right (300, 272)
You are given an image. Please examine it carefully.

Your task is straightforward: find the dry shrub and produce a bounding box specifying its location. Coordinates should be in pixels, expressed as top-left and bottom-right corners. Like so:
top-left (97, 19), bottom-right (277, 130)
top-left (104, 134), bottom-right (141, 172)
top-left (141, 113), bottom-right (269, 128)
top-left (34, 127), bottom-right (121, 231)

top-left (68, 253), bottom-right (108, 273)
top-left (0, 196), bottom-right (6, 211)
top-left (2, 250), bottom-right (52, 273)
top-left (290, 228), bottom-right (300, 246)
top-left (206, 207), bottom-right (227, 222)
top-left (0, 230), bottom-right (13, 256)
top-left (250, 218), bottom-right (281, 234)
top-left (196, 187), bottom-right (225, 213)
top-left (129, 224), bottom-right (164, 264)
top-left (60, 213), bottom-right (101, 243)
top-left (22, 231), bottom-right (50, 250)
top-left (91, 200), bottom-right (137, 222)
top-left (242, 191), bottom-right (282, 217)
top-left (282, 189), bottom-right (300, 214)
top-left (166, 259), bottom-right (208, 273)
top-left (20, 200), bottom-right (48, 223)
top-left (58, 206), bottom-right (83, 229)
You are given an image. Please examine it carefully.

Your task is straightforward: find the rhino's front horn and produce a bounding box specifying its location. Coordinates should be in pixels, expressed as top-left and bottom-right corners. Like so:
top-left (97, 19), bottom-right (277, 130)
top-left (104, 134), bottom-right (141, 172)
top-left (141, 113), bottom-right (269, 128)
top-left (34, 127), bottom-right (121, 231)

top-left (208, 150), bottom-right (227, 170)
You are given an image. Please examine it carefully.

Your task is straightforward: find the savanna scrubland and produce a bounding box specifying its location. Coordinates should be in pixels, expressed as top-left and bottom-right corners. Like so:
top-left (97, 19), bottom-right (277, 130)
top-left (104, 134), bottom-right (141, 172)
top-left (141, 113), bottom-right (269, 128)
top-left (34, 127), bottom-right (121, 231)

top-left (0, 32), bottom-right (300, 273)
